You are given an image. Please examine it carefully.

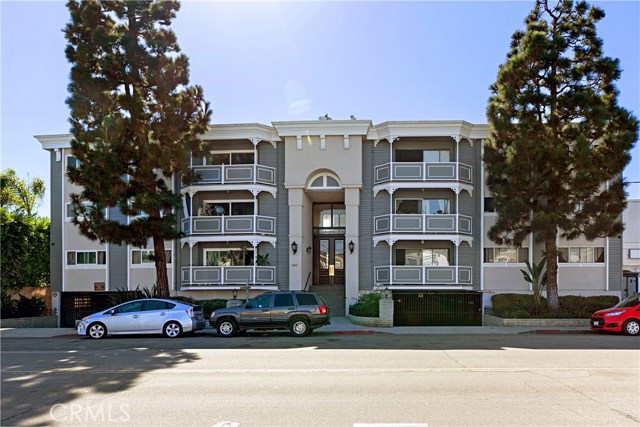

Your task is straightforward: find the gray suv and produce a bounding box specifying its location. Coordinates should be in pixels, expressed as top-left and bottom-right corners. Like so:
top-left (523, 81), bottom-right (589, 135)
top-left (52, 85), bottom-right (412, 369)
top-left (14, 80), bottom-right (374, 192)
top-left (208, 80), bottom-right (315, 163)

top-left (210, 291), bottom-right (330, 337)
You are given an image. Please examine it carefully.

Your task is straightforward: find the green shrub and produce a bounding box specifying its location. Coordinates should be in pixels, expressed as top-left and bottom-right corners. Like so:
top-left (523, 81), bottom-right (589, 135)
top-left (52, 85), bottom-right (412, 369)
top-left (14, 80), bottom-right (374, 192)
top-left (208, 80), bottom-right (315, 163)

top-left (491, 293), bottom-right (619, 319)
top-left (13, 295), bottom-right (46, 318)
top-left (1, 288), bottom-right (16, 318)
top-left (197, 299), bottom-right (227, 318)
top-left (349, 293), bottom-right (382, 317)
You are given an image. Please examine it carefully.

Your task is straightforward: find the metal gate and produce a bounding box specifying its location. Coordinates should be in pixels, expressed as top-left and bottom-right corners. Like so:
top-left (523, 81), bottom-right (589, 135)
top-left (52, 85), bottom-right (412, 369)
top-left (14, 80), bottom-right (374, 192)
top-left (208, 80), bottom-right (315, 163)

top-left (393, 291), bottom-right (482, 326)
top-left (60, 292), bottom-right (119, 328)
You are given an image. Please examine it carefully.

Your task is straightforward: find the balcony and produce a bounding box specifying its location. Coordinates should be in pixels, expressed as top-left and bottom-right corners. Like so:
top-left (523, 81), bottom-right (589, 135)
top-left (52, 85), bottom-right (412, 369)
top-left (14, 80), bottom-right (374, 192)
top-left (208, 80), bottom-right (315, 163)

top-left (374, 214), bottom-right (472, 235)
top-left (181, 164), bottom-right (277, 197)
top-left (374, 265), bottom-right (472, 287)
top-left (181, 266), bottom-right (277, 288)
top-left (373, 162), bottom-right (473, 195)
top-left (182, 215), bottom-right (275, 235)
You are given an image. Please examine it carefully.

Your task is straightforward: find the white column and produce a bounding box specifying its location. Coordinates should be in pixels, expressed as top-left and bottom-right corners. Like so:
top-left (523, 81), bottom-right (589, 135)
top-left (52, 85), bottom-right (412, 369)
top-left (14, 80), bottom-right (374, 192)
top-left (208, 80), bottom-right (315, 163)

top-left (345, 188), bottom-right (360, 315)
top-left (288, 188), bottom-right (304, 290)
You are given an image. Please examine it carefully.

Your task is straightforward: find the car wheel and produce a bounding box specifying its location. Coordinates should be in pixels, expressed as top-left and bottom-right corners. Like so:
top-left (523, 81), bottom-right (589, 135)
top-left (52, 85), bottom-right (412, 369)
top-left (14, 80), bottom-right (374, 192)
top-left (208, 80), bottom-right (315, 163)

top-left (163, 321), bottom-right (182, 338)
top-left (622, 319), bottom-right (640, 336)
top-left (217, 319), bottom-right (237, 337)
top-left (290, 318), bottom-right (310, 337)
top-left (87, 323), bottom-right (107, 339)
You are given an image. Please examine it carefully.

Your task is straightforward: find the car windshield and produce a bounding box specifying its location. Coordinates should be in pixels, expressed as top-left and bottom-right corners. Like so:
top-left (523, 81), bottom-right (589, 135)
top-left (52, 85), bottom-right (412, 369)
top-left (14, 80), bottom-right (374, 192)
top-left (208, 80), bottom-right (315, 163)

top-left (614, 293), bottom-right (640, 308)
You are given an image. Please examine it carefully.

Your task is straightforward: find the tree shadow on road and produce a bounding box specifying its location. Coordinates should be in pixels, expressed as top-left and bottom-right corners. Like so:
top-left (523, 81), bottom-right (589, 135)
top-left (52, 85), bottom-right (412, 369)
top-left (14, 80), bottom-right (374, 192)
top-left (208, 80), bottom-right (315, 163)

top-left (1, 334), bottom-right (200, 426)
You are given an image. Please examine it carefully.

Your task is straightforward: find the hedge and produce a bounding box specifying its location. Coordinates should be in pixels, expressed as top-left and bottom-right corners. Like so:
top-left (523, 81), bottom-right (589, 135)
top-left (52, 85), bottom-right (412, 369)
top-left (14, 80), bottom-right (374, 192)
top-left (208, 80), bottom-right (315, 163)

top-left (491, 293), bottom-right (619, 318)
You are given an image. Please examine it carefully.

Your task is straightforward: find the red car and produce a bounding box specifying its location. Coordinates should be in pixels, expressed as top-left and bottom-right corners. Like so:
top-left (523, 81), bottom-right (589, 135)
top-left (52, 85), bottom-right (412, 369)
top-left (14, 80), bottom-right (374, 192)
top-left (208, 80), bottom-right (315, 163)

top-left (591, 293), bottom-right (640, 336)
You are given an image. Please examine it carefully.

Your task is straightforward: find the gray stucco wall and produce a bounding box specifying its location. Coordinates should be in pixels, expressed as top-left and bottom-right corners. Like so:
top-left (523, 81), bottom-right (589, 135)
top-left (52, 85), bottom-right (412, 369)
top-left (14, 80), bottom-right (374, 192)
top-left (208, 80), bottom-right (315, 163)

top-left (358, 140), bottom-right (374, 291)
top-left (608, 236), bottom-right (623, 291)
top-left (108, 206), bottom-right (128, 290)
top-left (50, 151), bottom-right (63, 293)
top-left (459, 138), bottom-right (481, 290)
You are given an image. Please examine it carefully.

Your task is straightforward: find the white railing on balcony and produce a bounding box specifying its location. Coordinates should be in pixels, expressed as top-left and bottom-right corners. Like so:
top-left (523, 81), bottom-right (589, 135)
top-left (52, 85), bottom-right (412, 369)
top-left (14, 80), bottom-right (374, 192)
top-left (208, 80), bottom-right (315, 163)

top-left (374, 265), bottom-right (472, 286)
top-left (374, 214), bottom-right (472, 235)
top-left (181, 215), bottom-right (276, 235)
top-left (181, 266), bottom-right (276, 286)
top-left (186, 164), bottom-right (276, 187)
top-left (374, 162), bottom-right (472, 185)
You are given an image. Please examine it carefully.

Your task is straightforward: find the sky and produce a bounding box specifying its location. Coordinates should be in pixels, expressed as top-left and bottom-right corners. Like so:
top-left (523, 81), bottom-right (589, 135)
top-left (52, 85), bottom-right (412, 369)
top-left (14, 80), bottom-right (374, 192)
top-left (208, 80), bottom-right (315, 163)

top-left (1, 0), bottom-right (639, 218)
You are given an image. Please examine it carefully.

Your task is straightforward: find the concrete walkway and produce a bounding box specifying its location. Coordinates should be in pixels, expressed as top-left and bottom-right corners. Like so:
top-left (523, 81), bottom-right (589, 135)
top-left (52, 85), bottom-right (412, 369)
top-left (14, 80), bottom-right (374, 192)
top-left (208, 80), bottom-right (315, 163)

top-left (0, 317), bottom-right (592, 338)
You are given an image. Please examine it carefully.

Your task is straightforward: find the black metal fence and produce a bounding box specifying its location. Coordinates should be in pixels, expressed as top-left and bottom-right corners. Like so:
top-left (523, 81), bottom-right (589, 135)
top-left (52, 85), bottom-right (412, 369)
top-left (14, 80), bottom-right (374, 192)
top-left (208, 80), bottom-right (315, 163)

top-left (60, 292), bottom-right (119, 328)
top-left (393, 291), bottom-right (482, 326)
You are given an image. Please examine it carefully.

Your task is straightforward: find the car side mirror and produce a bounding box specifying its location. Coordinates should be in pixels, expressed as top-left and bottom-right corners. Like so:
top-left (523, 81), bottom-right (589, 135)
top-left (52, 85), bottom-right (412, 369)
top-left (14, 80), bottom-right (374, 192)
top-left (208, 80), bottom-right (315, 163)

top-left (245, 303), bottom-right (253, 309)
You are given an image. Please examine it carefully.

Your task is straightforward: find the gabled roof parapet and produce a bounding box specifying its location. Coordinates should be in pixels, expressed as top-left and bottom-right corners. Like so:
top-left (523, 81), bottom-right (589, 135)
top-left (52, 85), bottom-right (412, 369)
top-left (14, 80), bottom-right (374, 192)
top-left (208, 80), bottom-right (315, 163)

top-left (272, 120), bottom-right (373, 137)
top-left (368, 121), bottom-right (489, 142)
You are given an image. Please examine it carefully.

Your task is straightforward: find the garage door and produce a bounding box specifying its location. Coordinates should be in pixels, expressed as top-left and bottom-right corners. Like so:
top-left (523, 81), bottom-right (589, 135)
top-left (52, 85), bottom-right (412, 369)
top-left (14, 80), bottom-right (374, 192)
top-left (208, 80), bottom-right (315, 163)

top-left (393, 291), bottom-right (482, 326)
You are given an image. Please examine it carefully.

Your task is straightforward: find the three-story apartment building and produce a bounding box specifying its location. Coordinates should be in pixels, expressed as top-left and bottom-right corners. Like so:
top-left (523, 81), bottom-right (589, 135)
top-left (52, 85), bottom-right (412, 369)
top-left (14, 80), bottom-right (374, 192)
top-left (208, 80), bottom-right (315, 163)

top-left (37, 120), bottom-right (624, 327)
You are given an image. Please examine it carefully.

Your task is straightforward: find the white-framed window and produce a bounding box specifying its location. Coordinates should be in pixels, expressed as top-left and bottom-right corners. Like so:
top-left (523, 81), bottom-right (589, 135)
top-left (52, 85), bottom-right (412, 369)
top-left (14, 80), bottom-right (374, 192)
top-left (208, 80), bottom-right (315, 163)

top-left (558, 247), bottom-right (605, 264)
top-left (131, 249), bottom-right (172, 265)
top-left (307, 173), bottom-right (341, 190)
top-left (629, 249), bottom-right (640, 259)
top-left (204, 248), bottom-right (254, 266)
top-left (67, 155), bottom-right (81, 169)
top-left (395, 150), bottom-right (451, 163)
top-left (484, 247), bottom-right (529, 264)
top-left (66, 202), bottom-right (105, 222)
top-left (395, 248), bottom-right (451, 266)
top-left (395, 199), bottom-right (422, 214)
top-left (484, 197), bottom-right (497, 213)
top-left (198, 200), bottom-right (254, 216)
top-left (395, 198), bottom-right (450, 215)
top-left (423, 149), bottom-right (451, 163)
top-left (66, 251), bottom-right (106, 266)
top-left (205, 151), bottom-right (254, 165)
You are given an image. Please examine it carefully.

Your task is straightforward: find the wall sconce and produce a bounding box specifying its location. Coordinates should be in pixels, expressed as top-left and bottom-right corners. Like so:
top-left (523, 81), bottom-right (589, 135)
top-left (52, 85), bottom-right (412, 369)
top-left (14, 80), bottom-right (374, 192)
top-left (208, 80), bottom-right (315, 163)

top-left (348, 240), bottom-right (355, 254)
top-left (306, 246), bottom-right (312, 254)
top-left (384, 287), bottom-right (390, 299)
top-left (291, 241), bottom-right (298, 255)
top-left (232, 289), bottom-right (238, 299)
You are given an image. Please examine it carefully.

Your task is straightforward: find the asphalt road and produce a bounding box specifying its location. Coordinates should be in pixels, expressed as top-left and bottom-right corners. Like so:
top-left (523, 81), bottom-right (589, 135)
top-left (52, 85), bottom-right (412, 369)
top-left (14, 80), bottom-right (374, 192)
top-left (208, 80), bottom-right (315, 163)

top-left (1, 331), bottom-right (639, 427)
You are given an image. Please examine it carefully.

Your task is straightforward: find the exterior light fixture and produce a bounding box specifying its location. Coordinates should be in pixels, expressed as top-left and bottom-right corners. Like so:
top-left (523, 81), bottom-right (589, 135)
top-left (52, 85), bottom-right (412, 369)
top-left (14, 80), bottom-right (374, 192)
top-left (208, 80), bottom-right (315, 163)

top-left (348, 240), bottom-right (355, 254)
top-left (306, 246), bottom-right (312, 254)
top-left (291, 241), bottom-right (298, 255)
top-left (232, 289), bottom-right (238, 299)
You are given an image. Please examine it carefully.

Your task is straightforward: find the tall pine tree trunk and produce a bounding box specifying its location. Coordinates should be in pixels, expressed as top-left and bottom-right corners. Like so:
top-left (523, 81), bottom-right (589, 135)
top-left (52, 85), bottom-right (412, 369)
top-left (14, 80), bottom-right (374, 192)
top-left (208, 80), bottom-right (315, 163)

top-left (545, 240), bottom-right (560, 311)
top-left (153, 236), bottom-right (169, 299)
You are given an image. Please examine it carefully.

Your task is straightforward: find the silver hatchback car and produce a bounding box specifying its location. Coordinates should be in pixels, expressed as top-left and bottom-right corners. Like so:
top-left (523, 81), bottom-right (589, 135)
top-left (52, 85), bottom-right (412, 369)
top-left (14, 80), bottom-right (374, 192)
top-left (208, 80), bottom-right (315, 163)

top-left (77, 298), bottom-right (206, 339)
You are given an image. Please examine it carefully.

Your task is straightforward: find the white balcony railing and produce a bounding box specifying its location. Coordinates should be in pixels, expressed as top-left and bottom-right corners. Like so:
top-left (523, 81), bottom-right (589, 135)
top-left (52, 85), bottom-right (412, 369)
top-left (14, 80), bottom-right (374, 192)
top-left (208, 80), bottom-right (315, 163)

top-left (181, 215), bottom-right (276, 235)
top-left (374, 214), bottom-right (472, 235)
top-left (181, 266), bottom-right (276, 286)
top-left (185, 164), bottom-right (276, 187)
top-left (374, 265), bottom-right (472, 286)
top-left (374, 162), bottom-right (472, 185)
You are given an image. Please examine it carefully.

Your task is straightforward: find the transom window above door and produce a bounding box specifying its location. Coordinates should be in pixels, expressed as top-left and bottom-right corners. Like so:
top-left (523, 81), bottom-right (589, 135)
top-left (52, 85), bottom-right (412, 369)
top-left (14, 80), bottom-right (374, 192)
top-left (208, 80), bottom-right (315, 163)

top-left (395, 150), bottom-right (451, 163)
top-left (313, 204), bottom-right (346, 228)
top-left (307, 173), bottom-right (341, 190)
top-left (205, 152), bottom-right (254, 165)
top-left (395, 199), bottom-right (450, 214)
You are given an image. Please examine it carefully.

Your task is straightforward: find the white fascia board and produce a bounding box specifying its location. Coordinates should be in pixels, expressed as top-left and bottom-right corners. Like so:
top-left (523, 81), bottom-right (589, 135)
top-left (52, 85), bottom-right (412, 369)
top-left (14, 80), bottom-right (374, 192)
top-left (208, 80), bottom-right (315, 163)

top-left (368, 121), bottom-right (489, 141)
top-left (34, 134), bottom-right (73, 150)
top-left (201, 124), bottom-right (280, 142)
top-left (272, 120), bottom-right (373, 137)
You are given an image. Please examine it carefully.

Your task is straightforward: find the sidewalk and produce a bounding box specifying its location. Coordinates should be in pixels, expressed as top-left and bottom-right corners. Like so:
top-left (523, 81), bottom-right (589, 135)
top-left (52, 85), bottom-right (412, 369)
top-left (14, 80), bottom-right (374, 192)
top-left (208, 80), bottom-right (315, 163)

top-left (1, 317), bottom-right (592, 338)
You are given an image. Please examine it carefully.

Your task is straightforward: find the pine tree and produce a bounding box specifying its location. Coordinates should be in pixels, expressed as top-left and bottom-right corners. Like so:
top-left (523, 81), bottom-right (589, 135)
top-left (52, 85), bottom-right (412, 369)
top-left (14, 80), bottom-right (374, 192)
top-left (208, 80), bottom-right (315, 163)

top-left (64, 0), bottom-right (211, 298)
top-left (485, 0), bottom-right (638, 311)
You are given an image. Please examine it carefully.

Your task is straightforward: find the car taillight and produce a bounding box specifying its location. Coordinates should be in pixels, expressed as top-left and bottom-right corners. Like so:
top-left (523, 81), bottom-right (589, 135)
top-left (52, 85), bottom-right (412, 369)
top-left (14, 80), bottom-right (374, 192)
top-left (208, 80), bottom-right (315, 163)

top-left (319, 305), bottom-right (327, 315)
top-left (186, 308), bottom-right (193, 317)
